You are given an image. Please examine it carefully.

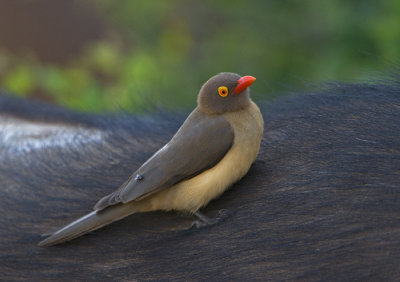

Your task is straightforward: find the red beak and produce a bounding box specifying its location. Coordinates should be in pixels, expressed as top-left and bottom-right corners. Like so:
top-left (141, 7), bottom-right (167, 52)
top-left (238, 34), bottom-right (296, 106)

top-left (233, 75), bottom-right (256, 94)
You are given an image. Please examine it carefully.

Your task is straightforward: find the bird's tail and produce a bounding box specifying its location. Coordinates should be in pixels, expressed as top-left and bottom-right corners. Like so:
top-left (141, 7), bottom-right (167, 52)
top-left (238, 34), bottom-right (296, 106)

top-left (38, 203), bottom-right (137, 247)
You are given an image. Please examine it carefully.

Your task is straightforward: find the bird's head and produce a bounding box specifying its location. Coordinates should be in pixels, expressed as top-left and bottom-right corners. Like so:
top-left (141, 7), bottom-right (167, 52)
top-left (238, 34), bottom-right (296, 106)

top-left (197, 72), bottom-right (256, 114)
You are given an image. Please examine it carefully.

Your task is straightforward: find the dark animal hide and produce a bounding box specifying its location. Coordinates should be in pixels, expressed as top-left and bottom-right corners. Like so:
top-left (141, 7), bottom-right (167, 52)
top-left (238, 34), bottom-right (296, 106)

top-left (0, 78), bottom-right (399, 280)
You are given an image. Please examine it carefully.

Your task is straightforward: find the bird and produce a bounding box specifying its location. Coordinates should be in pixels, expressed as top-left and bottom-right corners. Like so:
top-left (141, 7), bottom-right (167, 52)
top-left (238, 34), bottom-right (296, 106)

top-left (39, 72), bottom-right (264, 246)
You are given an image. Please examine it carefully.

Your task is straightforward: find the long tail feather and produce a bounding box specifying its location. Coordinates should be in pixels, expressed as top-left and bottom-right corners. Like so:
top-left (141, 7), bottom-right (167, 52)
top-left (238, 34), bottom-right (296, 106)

top-left (39, 203), bottom-right (137, 247)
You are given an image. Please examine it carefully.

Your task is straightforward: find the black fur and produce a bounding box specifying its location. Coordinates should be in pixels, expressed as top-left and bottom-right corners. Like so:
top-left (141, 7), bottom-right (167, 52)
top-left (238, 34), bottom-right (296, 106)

top-left (1, 77), bottom-right (399, 280)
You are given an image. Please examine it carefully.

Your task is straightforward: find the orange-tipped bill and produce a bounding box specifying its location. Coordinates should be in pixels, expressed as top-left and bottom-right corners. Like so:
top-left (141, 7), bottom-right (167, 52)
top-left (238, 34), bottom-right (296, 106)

top-left (233, 75), bottom-right (256, 94)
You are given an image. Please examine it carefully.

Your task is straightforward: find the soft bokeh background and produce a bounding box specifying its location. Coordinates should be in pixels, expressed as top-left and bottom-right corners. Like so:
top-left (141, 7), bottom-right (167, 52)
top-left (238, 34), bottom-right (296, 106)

top-left (0, 0), bottom-right (399, 112)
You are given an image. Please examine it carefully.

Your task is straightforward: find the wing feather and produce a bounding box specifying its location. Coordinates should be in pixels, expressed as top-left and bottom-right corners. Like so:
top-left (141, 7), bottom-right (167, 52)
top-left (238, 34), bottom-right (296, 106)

top-left (94, 109), bottom-right (234, 211)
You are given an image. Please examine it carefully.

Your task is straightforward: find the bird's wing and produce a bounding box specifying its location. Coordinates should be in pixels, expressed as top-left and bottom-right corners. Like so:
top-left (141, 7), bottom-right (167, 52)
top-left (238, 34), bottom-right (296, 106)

top-left (94, 110), bottom-right (234, 211)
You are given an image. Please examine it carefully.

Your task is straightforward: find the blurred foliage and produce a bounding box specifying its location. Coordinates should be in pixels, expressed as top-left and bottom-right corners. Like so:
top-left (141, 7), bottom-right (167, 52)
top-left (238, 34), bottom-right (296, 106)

top-left (0, 0), bottom-right (399, 112)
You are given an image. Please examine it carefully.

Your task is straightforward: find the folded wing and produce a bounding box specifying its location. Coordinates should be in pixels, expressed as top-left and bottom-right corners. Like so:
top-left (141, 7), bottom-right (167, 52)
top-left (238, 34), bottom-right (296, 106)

top-left (94, 110), bottom-right (234, 211)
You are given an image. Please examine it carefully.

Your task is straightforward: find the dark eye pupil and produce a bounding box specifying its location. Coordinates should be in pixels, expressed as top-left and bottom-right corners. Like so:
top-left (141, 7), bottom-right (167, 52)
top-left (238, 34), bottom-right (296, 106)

top-left (222, 90), bottom-right (226, 94)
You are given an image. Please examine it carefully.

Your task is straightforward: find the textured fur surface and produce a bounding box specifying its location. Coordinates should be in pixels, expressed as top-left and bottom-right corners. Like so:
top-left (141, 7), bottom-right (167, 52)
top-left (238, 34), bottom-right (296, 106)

top-left (1, 77), bottom-right (400, 280)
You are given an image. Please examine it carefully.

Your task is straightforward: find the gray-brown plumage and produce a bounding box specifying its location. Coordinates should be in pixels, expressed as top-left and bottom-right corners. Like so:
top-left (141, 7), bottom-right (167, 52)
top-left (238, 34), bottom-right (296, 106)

top-left (39, 72), bottom-right (264, 246)
top-left (94, 112), bottom-right (234, 209)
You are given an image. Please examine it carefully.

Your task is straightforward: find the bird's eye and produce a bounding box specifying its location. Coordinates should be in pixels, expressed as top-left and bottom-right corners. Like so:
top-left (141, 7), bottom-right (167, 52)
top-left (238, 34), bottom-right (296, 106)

top-left (218, 86), bottom-right (229, 97)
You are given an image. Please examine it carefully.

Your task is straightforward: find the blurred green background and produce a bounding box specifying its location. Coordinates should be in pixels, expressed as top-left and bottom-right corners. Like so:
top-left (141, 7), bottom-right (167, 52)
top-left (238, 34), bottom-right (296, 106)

top-left (0, 0), bottom-right (398, 112)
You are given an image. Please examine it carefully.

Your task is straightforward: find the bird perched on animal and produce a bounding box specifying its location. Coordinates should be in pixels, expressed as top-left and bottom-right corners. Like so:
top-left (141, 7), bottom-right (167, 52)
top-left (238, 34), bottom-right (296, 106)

top-left (39, 72), bottom-right (264, 246)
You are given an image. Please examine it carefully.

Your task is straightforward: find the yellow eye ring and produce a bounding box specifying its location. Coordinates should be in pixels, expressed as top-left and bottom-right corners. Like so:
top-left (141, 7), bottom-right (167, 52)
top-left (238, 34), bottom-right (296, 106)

top-left (218, 86), bottom-right (229, 97)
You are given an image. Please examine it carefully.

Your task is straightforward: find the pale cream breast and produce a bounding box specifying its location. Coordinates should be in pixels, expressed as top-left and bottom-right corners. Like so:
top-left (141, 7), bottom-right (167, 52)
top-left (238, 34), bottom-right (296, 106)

top-left (139, 100), bottom-right (264, 213)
